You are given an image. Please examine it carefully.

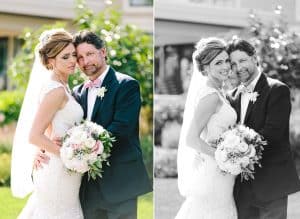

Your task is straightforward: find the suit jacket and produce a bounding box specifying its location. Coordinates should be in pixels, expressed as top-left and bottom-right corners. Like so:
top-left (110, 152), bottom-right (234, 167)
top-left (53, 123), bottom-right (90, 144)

top-left (73, 67), bottom-right (152, 209)
top-left (228, 73), bottom-right (300, 207)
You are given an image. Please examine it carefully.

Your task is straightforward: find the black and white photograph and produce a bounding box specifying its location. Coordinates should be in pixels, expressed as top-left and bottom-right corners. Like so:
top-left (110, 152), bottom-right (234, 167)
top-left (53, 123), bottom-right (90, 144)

top-left (0, 0), bottom-right (153, 219)
top-left (154, 0), bottom-right (300, 219)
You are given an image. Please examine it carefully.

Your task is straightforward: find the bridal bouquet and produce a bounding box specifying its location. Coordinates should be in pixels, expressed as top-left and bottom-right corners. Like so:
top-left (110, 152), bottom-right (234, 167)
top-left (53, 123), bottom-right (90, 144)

top-left (60, 121), bottom-right (115, 180)
top-left (214, 124), bottom-right (267, 181)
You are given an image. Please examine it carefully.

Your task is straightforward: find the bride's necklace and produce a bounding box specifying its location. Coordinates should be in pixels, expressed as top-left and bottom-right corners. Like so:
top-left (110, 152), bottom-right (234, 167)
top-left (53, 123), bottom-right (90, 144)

top-left (53, 75), bottom-right (71, 94)
top-left (207, 80), bottom-right (226, 99)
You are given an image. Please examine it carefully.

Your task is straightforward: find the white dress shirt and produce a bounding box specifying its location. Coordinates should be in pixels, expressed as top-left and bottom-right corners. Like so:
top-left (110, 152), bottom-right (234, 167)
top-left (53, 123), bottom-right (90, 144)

top-left (87, 66), bottom-right (110, 121)
top-left (240, 72), bottom-right (261, 124)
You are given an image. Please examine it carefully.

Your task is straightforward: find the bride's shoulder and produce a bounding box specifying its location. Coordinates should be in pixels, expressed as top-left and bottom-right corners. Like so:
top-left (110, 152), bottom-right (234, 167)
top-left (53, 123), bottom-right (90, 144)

top-left (39, 80), bottom-right (65, 100)
top-left (197, 85), bottom-right (220, 100)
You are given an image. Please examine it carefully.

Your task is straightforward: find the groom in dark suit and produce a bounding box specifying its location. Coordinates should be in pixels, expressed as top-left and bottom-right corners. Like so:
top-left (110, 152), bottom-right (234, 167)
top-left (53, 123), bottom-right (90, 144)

top-left (227, 38), bottom-right (300, 219)
top-left (72, 31), bottom-right (152, 219)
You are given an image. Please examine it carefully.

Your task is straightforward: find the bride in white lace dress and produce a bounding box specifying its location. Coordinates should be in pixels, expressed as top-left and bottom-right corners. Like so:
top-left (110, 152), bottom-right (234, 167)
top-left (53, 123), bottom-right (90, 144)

top-left (11, 29), bottom-right (84, 218)
top-left (176, 38), bottom-right (237, 219)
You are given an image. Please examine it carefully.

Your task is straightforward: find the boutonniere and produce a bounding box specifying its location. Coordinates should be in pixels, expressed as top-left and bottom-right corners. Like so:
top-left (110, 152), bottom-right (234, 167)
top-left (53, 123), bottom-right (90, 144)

top-left (249, 91), bottom-right (259, 103)
top-left (97, 86), bottom-right (107, 99)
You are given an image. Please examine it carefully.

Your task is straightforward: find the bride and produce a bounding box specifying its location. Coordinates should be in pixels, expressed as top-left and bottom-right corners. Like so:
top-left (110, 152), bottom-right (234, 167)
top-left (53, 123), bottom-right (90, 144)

top-left (176, 38), bottom-right (237, 219)
top-left (10, 29), bottom-right (84, 218)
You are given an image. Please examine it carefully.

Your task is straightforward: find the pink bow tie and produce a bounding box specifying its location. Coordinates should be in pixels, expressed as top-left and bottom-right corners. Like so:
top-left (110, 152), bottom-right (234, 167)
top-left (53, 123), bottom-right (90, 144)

top-left (84, 78), bottom-right (101, 89)
top-left (238, 84), bottom-right (253, 94)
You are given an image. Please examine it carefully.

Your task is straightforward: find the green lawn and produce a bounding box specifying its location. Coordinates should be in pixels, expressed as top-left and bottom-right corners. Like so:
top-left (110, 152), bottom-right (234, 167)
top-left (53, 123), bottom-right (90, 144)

top-left (0, 187), bottom-right (153, 219)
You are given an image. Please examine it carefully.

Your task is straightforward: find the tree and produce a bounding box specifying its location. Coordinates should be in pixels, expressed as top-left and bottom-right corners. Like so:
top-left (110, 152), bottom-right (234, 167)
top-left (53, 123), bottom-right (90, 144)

top-left (245, 6), bottom-right (300, 88)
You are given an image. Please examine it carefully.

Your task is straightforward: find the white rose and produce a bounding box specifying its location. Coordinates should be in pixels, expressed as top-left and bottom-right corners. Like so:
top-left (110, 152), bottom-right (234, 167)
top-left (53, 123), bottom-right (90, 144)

top-left (238, 142), bottom-right (249, 153)
top-left (85, 153), bottom-right (98, 163)
top-left (85, 138), bottom-right (96, 149)
top-left (239, 156), bottom-right (250, 168)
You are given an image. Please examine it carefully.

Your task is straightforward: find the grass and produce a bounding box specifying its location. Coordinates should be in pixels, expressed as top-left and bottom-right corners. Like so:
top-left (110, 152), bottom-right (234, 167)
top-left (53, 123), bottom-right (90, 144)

top-left (155, 178), bottom-right (300, 219)
top-left (0, 187), bottom-right (153, 219)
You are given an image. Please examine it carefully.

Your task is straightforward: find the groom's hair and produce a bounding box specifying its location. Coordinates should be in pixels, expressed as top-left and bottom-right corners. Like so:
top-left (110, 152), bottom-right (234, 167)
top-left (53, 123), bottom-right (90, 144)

top-left (227, 38), bottom-right (256, 57)
top-left (73, 30), bottom-right (105, 49)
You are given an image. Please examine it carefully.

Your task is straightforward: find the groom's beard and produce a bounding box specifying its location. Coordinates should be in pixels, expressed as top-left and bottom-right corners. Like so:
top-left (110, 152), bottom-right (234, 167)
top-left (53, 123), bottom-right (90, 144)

top-left (82, 64), bottom-right (101, 77)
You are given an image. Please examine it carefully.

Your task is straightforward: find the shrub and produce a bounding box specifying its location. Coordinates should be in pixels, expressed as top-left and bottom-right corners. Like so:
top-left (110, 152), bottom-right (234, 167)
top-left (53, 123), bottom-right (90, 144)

top-left (154, 95), bottom-right (185, 146)
top-left (154, 147), bottom-right (177, 178)
top-left (161, 121), bottom-right (181, 149)
top-left (0, 91), bottom-right (24, 127)
top-left (140, 134), bottom-right (153, 180)
top-left (0, 153), bottom-right (11, 186)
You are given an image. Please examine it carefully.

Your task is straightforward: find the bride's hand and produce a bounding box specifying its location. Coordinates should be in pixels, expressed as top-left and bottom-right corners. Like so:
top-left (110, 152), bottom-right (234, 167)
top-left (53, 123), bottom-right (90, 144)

top-left (33, 150), bottom-right (50, 170)
top-left (52, 136), bottom-right (63, 147)
top-left (208, 139), bottom-right (218, 149)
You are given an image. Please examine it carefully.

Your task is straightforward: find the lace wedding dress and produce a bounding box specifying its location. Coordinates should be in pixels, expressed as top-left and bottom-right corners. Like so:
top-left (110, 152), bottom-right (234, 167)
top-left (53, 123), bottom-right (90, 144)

top-left (18, 80), bottom-right (84, 219)
top-left (176, 86), bottom-right (238, 219)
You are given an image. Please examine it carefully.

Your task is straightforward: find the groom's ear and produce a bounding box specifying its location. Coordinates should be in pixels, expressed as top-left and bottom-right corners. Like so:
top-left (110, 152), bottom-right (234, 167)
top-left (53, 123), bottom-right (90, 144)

top-left (99, 48), bottom-right (107, 61)
top-left (251, 54), bottom-right (259, 67)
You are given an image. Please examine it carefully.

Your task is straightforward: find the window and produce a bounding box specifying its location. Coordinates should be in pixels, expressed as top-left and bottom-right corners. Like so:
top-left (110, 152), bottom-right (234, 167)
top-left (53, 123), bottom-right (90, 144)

top-left (189, 0), bottom-right (239, 8)
top-left (129, 0), bottom-right (153, 6)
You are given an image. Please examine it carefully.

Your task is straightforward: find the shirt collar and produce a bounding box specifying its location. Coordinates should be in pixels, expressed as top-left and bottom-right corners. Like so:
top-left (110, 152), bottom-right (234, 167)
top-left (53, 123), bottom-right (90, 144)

top-left (96, 65), bottom-right (110, 85)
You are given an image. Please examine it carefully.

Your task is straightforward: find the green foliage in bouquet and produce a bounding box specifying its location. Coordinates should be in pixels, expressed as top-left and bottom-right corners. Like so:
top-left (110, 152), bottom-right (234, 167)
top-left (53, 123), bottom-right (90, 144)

top-left (89, 131), bottom-right (116, 180)
top-left (0, 90), bottom-right (24, 127)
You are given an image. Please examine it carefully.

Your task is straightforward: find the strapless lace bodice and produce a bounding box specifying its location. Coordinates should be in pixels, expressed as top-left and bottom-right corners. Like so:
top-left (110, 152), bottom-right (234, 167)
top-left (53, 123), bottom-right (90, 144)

top-left (18, 80), bottom-right (84, 219)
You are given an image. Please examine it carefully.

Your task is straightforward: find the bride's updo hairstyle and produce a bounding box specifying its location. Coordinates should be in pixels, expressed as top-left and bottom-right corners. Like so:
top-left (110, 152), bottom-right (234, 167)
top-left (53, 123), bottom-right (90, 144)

top-left (38, 29), bottom-right (73, 70)
top-left (193, 37), bottom-right (226, 76)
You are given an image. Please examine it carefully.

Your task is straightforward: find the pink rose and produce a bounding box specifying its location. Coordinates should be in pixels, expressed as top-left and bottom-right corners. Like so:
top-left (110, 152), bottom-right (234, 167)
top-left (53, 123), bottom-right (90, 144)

top-left (92, 141), bottom-right (104, 155)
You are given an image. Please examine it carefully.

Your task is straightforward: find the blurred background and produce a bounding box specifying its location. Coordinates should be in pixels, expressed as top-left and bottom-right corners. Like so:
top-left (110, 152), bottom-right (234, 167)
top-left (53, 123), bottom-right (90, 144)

top-left (154, 0), bottom-right (300, 218)
top-left (0, 0), bottom-right (153, 219)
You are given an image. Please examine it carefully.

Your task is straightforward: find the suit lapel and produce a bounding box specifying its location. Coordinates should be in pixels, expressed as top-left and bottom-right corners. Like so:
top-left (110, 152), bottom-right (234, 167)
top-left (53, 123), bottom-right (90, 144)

top-left (91, 67), bottom-right (115, 121)
top-left (244, 73), bottom-right (267, 124)
top-left (230, 88), bottom-right (242, 123)
top-left (236, 92), bottom-right (242, 123)
top-left (81, 87), bottom-right (88, 119)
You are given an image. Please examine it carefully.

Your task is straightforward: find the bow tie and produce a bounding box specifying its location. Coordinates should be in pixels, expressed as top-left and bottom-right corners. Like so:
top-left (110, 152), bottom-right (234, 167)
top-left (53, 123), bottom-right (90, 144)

top-left (83, 78), bottom-right (101, 89)
top-left (238, 84), bottom-right (253, 94)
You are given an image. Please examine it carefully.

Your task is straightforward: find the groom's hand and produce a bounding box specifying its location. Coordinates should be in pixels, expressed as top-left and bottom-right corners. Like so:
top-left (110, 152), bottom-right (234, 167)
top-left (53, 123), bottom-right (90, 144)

top-left (33, 150), bottom-right (50, 170)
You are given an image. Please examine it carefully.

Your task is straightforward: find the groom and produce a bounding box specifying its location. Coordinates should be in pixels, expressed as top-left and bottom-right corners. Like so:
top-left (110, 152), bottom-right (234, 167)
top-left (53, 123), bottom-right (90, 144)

top-left (71, 30), bottom-right (152, 219)
top-left (227, 38), bottom-right (300, 219)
